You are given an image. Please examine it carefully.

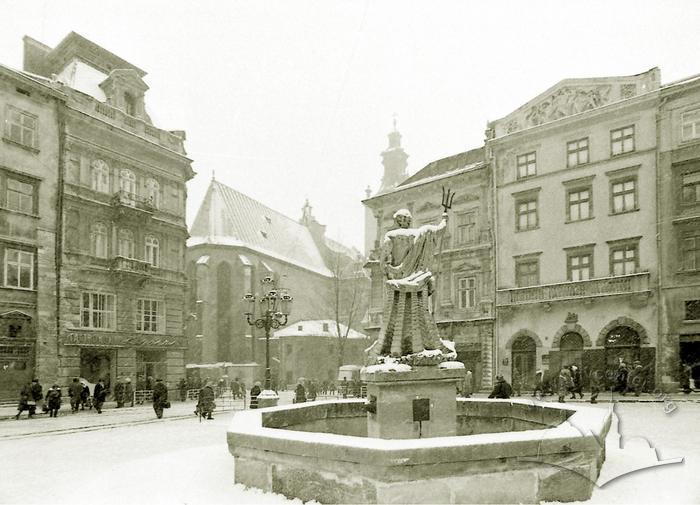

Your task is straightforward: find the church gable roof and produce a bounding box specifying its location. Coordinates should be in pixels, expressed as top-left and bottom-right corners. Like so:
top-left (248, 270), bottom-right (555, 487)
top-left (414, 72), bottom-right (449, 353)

top-left (188, 180), bottom-right (333, 277)
top-left (399, 147), bottom-right (485, 187)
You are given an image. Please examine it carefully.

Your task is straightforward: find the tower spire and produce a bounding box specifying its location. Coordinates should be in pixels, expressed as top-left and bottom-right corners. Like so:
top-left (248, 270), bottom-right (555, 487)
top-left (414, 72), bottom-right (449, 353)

top-left (379, 115), bottom-right (409, 193)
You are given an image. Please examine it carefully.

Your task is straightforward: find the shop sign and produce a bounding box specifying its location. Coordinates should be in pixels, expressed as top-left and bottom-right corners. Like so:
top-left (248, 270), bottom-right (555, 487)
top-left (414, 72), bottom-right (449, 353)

top-left (63, 333), bottom-right (179, 347)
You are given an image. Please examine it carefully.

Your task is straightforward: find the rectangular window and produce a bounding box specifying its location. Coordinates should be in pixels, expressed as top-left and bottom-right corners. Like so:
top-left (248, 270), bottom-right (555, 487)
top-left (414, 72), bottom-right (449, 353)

top-left (5, 106), bottom-right (38, 149)
top-left (681, 234), bottom-right (700, 271)
top-left (682, 109), bottom-right (700, 141)
top-left (567, 251), bottom-right (593, 281)
top-left (567, 138), bottom-right (589, 167)
top-left (517, 152), bottom-right (537, 179)
top-left (456, 212), bottom-right (477, 244)
top-left (516, 198), bottom-right (538, 231)
top-left (611, 125), bottom-right (635, 156)
top-left (611, 178), bottom-right (637, 214)
top-left (6, 178), bottom-right (34, 214)
top-left (80, 292), bottom-right (116, 329)
top-left (137, 299), bottom-right (161, 333)
top-left (515, 258), bottom-right (539, 287)
top-left (685, 300), bottom-right (700, 321)
top-left (610, 243), bottom-right (639, 276)
top-left (457, 277), bottom-right (476, 309)
top-left (567, 188), bottom-right (592, 221)
top-left (681, 171), bottom-right (700, 205)
top-left (4, 249), bottom-right (34, 289)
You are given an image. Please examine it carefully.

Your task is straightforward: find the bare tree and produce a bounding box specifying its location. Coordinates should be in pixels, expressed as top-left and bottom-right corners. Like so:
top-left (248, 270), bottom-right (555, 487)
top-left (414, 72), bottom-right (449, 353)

top-left (328, 252), bottom-right (370, 370)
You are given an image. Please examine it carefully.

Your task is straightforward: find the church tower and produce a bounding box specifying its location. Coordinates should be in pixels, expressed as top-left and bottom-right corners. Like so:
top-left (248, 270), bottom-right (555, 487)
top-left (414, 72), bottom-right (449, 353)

top-left (378, 118), bottom-right (408, 193)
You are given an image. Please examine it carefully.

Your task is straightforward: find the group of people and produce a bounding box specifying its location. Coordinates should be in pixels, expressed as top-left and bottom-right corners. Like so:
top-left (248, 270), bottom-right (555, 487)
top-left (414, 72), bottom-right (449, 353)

top-left (14, 377), bottom-right (108, 419)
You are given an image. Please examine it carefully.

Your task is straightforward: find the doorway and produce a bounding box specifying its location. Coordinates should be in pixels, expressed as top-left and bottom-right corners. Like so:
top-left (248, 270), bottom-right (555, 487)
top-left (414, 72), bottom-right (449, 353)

top-left (80, 348), bottom-right (114, 389)
top-left (511, 335), bottom-right (537, 389)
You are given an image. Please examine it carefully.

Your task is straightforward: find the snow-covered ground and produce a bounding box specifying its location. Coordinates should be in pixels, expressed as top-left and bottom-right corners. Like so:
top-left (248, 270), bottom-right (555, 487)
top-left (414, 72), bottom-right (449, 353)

top-left (0, 402), bottom-right (697, 504)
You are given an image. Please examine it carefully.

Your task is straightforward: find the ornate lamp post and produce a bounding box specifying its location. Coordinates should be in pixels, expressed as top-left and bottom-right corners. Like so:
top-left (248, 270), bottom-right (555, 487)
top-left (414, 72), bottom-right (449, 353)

top-left (243, 276), bottom-right (292, 406)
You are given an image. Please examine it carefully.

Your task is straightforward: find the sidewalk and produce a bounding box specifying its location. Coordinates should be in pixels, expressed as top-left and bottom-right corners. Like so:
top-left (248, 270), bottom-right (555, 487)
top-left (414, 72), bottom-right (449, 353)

top-left (0, 398), bottom-right (243, 440)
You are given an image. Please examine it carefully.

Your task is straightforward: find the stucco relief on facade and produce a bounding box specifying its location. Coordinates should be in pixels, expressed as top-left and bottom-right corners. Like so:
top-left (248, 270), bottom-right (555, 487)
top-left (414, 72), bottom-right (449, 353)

top-left (524, 85), bottom-right (611, 127)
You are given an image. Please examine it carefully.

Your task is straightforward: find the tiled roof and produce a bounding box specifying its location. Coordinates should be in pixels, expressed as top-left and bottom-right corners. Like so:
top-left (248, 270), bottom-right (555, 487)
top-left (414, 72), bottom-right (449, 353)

top-left (188, 180), bottom-right (333, 277)
top-left (398, 147), bottom-right (485, 187)
top-left (273, 320), bottom-right (369, 339)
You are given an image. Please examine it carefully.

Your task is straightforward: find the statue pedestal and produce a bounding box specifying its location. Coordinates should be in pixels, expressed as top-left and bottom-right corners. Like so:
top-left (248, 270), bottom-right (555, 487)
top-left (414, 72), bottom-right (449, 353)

top-left (361, 365), bottom-right (463, 439)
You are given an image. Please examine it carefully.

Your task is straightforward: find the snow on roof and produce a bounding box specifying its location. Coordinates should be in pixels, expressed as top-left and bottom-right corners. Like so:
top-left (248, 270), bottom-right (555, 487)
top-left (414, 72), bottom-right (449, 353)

top-left (188, 181), bottom-right (334, 277)
top-left (273, 320), bottom-right (369, 339)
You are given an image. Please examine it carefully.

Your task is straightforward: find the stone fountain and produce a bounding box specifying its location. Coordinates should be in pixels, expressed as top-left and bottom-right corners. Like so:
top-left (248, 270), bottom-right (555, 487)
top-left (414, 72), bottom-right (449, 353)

top-left (227, 203), bottom-right (611, 503)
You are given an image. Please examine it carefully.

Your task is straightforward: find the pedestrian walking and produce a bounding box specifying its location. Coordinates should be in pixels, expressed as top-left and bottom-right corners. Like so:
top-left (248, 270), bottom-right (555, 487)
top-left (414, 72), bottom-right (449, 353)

top-left (462, 369), bottom-right (473, 398)
top-left (93, 379), bottom-right (108, 413)
top-left (250, 381), bottom-right (262, 409)
top-left (589, 369), bottom-right (601, 404)
top-left (488, 375), bottom-right (512, 399)
top-left (45, 384), bottom-right (62, 417)
top-left (14, 381), bottom-right (32, 419)
top-left (29, 378), bottom-right (43, 416)
top-left (570, 364), bottom-right (584, 399)
top-left (115, 378), bottom-right (125, 408)
top-left (152, 378), bottom-right (169, 419)
top-left (307, 380), bottom-right (317, 401)
top-left (69, 377), bottom-right (83, 413)
top-left (294, 380), bottom-right (306, 404)
top-left (557, 367), bottom-right (573, 403)
top-left (533, 370), bottom-right (545, 399)
top-left (196, 380), bottom-right (216, 419)
top-left (231, 379), bottom-right (241, 400)
top-left (124, 378), bottom-right (134, 407)
top-left (615, 362), bottom-right (629, 395)
top-left (80, 382), bottom-right (91, 410)
top-left (627, 361), bottom-right (645, 396)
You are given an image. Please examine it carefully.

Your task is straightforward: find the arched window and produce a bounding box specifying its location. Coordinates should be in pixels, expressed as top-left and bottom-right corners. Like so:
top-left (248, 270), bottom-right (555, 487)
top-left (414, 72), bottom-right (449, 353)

top-left (560, 332), bottom-right (584, 368)
top-left (145, 178), bottom-right (159, 209)
top-left (605, 326), bottom-right (641, 371)
top-left (118, 229), bottom-right (134, 258)
top-left (145, 235), bottom-right (159, 267)
top-left (90, 222), bottom-right (108, 258)
top-left (119, 169), bottom-right (136, 206)
top-left (91, 160), bottom-right (110, 193)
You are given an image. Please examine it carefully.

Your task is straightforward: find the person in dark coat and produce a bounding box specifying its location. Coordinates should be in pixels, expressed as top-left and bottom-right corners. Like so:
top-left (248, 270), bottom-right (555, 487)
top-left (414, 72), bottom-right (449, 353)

top-left (68, 378), bottom-right (83, 413)
top-left (615, 362), bottom-right (629, 395)
top-left (80, 382), bottom-right (91, 410)
top-left (307, 380), bottom-right (317, 401)
top-left (231, 379), bottom-right (241, 400)
top-left (29, 378), bottom-right (43, 417)
top-left (488, 375), bottom-right (512, 399)
top-left (115, 379), bottom-right (126, 408)
top-left (123, 378), bottom-right (134, 407)
top-left (589, 369), bottom-right (602, 404)
top-left (627, 361), bottom-right (645, 396)
top-left (152, 378), bottom-right (169, 419)
top-left (45, 384), bottom-right (62, 417)
top-left (570, 365), bottom-right (584, 399)
top-left (294, 381), bottom-right (307, 404)
top-left (511, 369), bottom-right (522, 397)
top-left (93, 379), bottom-right (108, 413)
top-left (249, 381), bottom-right (262, 409)
top-left (14, 382), bottom-right (32, 419)
top-left (196, 381), bottom-right (216, 419)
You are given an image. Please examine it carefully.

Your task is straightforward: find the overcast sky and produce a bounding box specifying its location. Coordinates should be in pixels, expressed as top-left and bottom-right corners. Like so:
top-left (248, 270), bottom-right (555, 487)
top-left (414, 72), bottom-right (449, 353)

top-left (2, 1), bottom-right (699, 252)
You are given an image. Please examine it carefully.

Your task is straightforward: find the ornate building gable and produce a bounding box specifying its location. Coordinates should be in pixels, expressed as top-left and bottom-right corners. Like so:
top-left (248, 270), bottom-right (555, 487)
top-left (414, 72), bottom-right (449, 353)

top-left (488, 68), bottom-right (661, 138)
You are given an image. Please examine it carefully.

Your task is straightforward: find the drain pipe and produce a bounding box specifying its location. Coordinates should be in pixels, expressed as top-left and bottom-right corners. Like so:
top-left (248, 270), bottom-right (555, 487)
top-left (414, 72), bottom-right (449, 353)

top-left (654, 95), bottom-right (668, 391)
top-left (55, 99), bottom-right (66, 382)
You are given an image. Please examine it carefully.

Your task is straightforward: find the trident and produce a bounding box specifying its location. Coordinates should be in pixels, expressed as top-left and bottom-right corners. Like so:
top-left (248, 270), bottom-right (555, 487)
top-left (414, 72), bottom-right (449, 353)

top-left (441, 186), bottom-right (455, 213)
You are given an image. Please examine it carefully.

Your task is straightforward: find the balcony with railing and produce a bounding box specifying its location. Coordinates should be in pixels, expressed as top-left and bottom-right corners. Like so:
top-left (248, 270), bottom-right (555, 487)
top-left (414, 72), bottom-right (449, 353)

top-left (111, 256), bottom-right (151, 278)
top-left (112, 191), bottom-right (156, 215)
top-left (496, 272), bottom-right (651, 306)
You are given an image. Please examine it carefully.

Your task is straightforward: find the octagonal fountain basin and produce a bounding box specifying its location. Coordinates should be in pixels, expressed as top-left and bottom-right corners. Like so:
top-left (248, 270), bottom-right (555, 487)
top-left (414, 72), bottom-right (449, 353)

top-left (227, 398), bottom-right (611, 504)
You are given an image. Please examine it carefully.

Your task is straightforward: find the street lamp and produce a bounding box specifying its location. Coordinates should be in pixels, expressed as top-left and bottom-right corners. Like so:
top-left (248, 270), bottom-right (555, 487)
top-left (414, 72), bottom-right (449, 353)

top-left (243, 276), bottom-right (293, 395)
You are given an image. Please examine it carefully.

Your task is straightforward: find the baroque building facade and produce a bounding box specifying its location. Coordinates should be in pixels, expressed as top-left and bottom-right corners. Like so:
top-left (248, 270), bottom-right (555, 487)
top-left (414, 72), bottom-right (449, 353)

top-left (488, 68), bottom-right (661, 390)
top-left (21, 33), bottom-right (193, 392)
top-left (363, 128), bottom-right (495, 390)
top-left (657, 75), bottom-right (700, 390)
top-left (186, 180), bottom-right (365, 384)
top-left (0, 63), bottom-right (63, 400)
